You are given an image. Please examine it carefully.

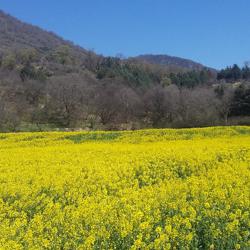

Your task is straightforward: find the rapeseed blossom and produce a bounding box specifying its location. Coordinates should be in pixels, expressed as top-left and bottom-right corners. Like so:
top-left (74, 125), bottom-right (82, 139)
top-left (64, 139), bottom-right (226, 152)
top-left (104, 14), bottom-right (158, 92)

top-left (0, 126), bottom-right (249, 249)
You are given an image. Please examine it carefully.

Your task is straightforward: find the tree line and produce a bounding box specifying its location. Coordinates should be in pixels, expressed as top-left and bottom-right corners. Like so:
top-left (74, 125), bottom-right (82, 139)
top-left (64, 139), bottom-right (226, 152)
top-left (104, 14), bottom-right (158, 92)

top-left (217, 63), bottom-right (250, 82)
top-left (0, 47), bottom-right (249, 132)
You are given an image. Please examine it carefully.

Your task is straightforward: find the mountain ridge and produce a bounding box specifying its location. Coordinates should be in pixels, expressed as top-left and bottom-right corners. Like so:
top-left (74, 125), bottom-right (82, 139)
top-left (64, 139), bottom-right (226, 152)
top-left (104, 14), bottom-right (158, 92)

top-left (0, 9), bottom-right (249, 131)
top-left (0, 10), bottom-right (89, 61)
top-left (133, 54), bottom-right (214, 71)
top-left (0, 10), bottom-right (211, 71)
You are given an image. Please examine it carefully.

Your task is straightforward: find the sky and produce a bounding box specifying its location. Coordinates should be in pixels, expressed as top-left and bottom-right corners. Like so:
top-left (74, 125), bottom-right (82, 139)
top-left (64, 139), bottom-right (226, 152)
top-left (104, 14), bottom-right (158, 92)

top-left (0, 0), bottom-right (250, 69)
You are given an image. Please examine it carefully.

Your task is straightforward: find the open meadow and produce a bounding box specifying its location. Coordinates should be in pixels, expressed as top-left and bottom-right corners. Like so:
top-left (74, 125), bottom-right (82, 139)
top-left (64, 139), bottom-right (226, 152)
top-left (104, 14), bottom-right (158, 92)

top-left (0, 127), bottom-right (250, 249)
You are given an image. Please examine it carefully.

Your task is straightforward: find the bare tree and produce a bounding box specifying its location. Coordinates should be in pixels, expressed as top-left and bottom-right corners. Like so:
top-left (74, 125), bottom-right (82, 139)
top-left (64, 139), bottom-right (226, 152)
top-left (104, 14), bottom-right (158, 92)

top-left (47, 74), bottom-right (86, 127)
top-left (215, 85), bottom-right (234, 125)
top-left (93, 83), bottom-right (120, 127)
top-left (114, 86), bottom-right (142, 124)
top-left (143, 85), bottom-right (172, 127)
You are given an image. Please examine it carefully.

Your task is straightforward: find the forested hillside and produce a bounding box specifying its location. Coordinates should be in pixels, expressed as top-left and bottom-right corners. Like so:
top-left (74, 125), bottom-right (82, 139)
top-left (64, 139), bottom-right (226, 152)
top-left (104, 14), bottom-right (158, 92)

top-left (134, 54), bottom-right (205, 70)
top-left (0, 10), bottom-right (249, 131)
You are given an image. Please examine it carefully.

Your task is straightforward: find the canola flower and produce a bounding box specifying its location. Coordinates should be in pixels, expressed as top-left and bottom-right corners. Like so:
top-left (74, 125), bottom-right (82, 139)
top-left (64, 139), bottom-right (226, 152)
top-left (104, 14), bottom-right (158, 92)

top-left (0, 126), bottom-right (249, 249)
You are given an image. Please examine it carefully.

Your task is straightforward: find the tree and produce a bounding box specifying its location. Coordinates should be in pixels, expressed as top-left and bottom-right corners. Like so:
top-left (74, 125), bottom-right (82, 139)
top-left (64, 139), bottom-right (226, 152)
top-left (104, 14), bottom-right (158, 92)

top-left (17, 48), bottom-right (38, 65)
top-left (0, 96), bottom-right (5, 129)
top-left (114, 86), bottom-right (142, 124)
top-left (242, 64), bottom-right (250, 80)
top-left (231, 64), bottom-right (242, 81)
top-left (217, 64), bottom-right (242, 82)
top-left (2, 53), bottom-right (16, 70)
top-left (143, 85), bottom-right (172, 127)
top-left (52, 45), bottom-right (73, 65)
top-left (215, 85), bottom-right (234, 124)
top-left (230, 83), bottom-right (250, 116)
top-left (93, 82), bottom-right (120, 127)
top-left (85, 50), bottom-right (100, 71)
top-left (46, 74), bottom-right (85, 127)
top-left (0, 96), bottom-right (21, 132)
top-left (160, 76), bottom-right (172, 86)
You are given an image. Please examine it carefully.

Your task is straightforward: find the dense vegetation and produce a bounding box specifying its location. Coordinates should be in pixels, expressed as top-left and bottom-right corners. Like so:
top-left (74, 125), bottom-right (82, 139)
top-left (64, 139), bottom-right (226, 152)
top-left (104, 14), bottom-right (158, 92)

top-left (0, 127), bottom-right (249, 249)
top-left (0, 10), bottom-right (250, 131)
top-left (217, 64), bottom-right (250, 82)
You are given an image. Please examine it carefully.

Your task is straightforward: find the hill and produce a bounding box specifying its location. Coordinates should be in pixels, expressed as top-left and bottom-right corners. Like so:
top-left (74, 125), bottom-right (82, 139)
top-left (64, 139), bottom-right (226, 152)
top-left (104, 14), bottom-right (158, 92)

top-left (0, 10), bottom-right (212, 74)
top-left (0, 10), bottom-right (88, 58)
top-left (133, 54), bottom-right (206, 71)
top-left (0, 10), bottom-right (249, 131)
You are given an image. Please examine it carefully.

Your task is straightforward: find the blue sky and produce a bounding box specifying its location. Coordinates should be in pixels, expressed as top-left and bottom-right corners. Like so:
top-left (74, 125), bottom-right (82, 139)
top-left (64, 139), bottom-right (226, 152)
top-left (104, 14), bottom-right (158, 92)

top-left (0, 0), bottom-right (250, 69)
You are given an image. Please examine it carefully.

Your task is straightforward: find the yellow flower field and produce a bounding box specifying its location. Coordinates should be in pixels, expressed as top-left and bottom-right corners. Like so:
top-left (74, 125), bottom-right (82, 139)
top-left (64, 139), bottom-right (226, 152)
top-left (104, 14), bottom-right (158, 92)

top-left (0, 127), bottom-right (249, 249)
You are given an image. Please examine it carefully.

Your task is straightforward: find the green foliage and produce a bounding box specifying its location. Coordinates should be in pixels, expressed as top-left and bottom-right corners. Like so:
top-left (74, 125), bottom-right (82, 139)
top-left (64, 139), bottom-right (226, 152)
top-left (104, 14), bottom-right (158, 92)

top-left (217, 64), bottom-right (247, 82)
top-left (242, 65), bottom-right (250, 79)
top-left (230, 84), bottom-right (250, 116)
top-left (2, 53), bottom-right (16, 70)
top-left (17, 48), bottom-right (38, 65)
top-left (96, 57), bottom-right (160, 86)
top-left (169, 69), bottom-right (212, 88)
top-left (19, 65), bottom-right (47, 81)
top-left (64, 132), bottom-right (121, 143)
top-left (52, 45), bottom-right (74, 65)
top-left (160, 76), bottom-right (172, 86)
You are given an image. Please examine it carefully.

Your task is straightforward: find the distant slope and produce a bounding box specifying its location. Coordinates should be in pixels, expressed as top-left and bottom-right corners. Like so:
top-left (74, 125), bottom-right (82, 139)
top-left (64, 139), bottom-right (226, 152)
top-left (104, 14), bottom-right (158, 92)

top-left (0, 10), bottom-right (88, 58)
top-left (0, 9), bottom-right (215, 86)
top-left (133, 54), bottom-right (207, 71)
top-left (0, 10), bottom-right (213, 72)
